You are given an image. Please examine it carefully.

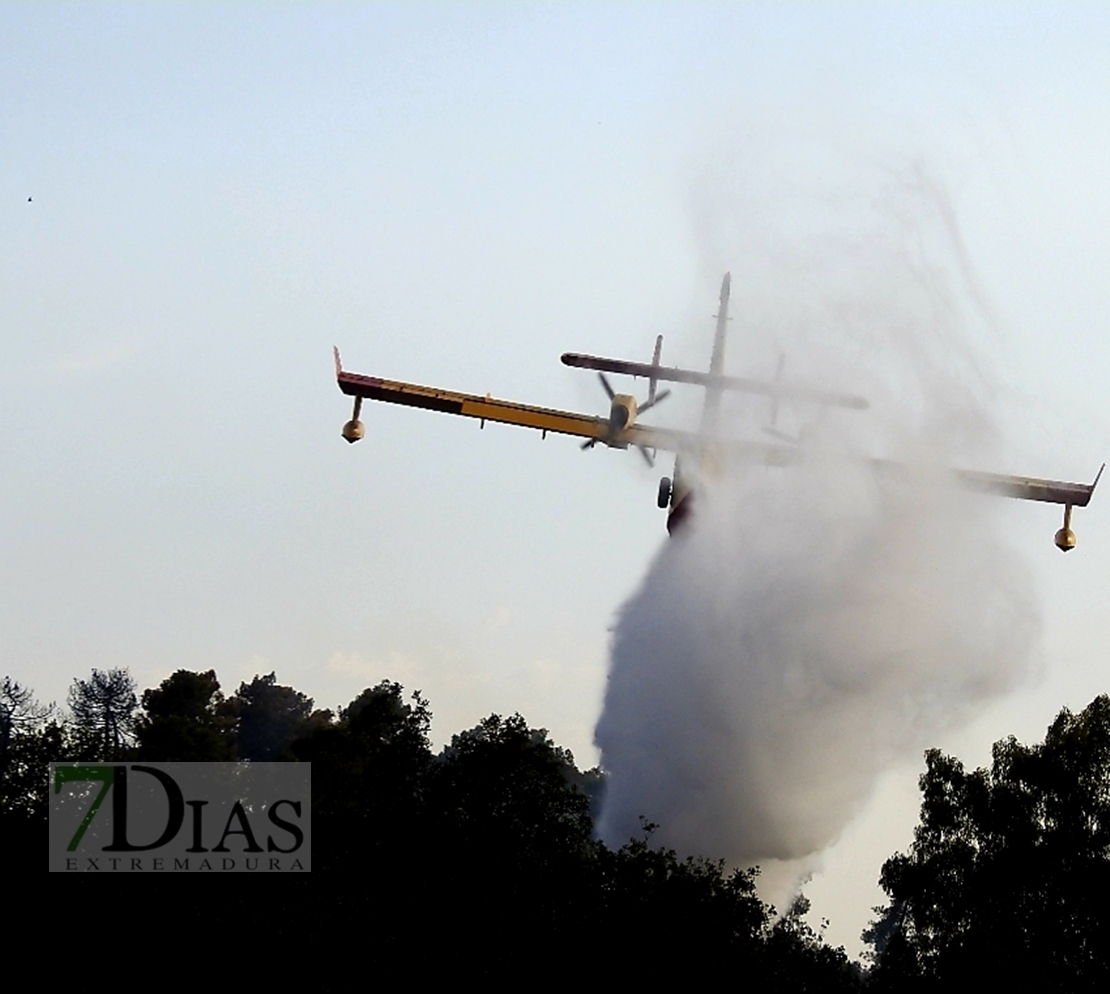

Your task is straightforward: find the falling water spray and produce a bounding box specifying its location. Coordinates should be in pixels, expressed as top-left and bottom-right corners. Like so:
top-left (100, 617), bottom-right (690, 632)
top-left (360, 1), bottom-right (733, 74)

top-left (594, 168), bottom-right (1040, 880)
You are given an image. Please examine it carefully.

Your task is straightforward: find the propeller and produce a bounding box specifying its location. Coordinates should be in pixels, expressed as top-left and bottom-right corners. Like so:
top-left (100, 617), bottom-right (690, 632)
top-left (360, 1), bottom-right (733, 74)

top-left (581, 371), bottom-right (670, 458)
top-left (638, 388), bottom-right (671, 413)
top-left (597, 371), bottom-right (670, 412)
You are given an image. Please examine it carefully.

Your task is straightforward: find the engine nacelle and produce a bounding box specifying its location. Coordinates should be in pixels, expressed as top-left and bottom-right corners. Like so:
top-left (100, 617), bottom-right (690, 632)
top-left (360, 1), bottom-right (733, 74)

top-left (341, 419), bottom-right (365, 443)
top-left (609, 395), bottom-right (637, 433)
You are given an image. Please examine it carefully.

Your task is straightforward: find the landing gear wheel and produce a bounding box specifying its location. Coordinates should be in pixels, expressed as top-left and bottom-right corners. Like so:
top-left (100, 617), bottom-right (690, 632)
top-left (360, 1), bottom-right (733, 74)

top-left (657, 476), bottom-right (672, 509)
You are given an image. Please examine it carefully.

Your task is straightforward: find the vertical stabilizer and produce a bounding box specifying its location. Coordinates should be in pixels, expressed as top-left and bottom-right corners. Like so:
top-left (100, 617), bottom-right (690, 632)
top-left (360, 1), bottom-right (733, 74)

top-left (699, 272), bottom-right (731, 434)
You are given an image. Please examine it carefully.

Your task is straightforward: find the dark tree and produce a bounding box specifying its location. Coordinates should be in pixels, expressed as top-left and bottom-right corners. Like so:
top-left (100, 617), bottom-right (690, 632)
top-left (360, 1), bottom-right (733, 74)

top-left (592, 825), bottom-right (767, 960)
top-left (0, 676), bottom-right (52, 772)
top-left (428, 713), bottom-right (594, 869)
top-left (0, 678), bottom-right (65, 834)
top-left (67, 668), bottom-right (137, 758)
top-left (225, 681), bottom-right (433, 952)
top-left (44, 671), bottom-right (860, 986)
top-left (234, 672), bottom-right (316, 761)
top-left (763, 894), bottom-right (862, 991)
top-left (868, 695), bottom-right (1110, 989)
top-left (291, 680), bottom-right (432, 870)
top-left (135, 669), bottom-right (236, 761)
top-left (0, 720), bottom-right (67, 826)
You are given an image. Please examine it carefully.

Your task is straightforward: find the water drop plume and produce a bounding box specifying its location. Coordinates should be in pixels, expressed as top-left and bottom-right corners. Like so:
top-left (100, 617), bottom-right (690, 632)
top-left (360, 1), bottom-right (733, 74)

top-left (595, 167), bottom-right (1040, 872)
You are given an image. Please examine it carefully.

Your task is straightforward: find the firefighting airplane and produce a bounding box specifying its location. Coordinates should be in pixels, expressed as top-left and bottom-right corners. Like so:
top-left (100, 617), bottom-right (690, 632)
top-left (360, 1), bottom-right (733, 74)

top-left (336, 274), bottom-right (1101, 550)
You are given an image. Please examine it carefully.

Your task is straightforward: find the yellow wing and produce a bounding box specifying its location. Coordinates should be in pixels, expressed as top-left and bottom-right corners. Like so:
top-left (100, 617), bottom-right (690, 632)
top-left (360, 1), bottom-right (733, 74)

top-left (339, 366), bottom-right (614, 444)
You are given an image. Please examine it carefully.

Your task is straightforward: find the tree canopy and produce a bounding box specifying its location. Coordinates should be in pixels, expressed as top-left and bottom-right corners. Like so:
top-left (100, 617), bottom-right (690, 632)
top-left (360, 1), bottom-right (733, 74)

top-left (12, 664), bottom-right (1110, 983)
top-left (0, 678), bottom-right (64, 829)
top-left (0, 676), bottom-right (51, 764)
top-left (135, 669), bottom-right (236, 761)
top-left (67, 667), bottom-right (137, 758)
top-left (9, 667), bottom-right (862, 980)
top-left (868, 695), bottom-right (1110, 989)
top-left (235, 671), bottom-right (317, 760)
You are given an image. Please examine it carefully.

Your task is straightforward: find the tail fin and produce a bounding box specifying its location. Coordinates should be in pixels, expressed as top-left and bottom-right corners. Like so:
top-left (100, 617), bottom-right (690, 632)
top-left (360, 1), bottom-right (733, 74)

top-left (769, 352), bottom-right (785, 427)
top-left (648, 335), bottom-right (663, 404)
top-left (699, 272), bottom-right (731, 434)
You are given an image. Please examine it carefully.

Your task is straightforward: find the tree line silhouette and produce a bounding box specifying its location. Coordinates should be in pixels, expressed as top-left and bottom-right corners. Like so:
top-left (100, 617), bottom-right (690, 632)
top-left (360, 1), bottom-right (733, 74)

top-left (4, 667), bottom-right (1110, 985)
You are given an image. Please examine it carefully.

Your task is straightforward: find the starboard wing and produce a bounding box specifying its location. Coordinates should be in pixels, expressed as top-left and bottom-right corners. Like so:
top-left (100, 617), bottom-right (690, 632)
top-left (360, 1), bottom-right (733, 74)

top-left (954, 465), bottom-right (1103, 507)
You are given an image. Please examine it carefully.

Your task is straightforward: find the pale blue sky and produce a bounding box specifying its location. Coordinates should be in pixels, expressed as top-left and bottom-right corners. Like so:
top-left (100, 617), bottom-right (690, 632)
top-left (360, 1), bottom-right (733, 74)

top-left (4, 3), bottom-right (1110, 953)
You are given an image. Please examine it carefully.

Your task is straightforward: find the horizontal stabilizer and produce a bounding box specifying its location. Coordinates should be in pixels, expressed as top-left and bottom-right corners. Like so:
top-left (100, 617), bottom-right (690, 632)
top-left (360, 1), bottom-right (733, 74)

top-left (561, 352), bottom-right (869, 410)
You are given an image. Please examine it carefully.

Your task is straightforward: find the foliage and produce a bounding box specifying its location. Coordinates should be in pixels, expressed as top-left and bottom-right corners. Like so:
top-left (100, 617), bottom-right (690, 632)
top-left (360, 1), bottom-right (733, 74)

top-left (595, 824), bottom-right (765, 949)
top-left (0, 720), bottom-right (68, 823)
top-left (234, 672), bottom-right (316, 760)
top-left (291, 680), bottom-right (432, 870)
top-left (14, 661), bottom-right (1110, 986)
top-left (4, 667), bottom-right (861, 985)
top-left (67, 667), bottom-right (138, 759)
top-left (0, 677), bottom-right (67, 846)
top-left (0, 676), bottom-right (52, 768)
top-left (764, 894), bottom-right (863, 991)
top-left (135, 669), bottom-right (237, 760)
top-left (429, 713), bottom-right (594, 869)
top-left (868, 695), bottom-right (1110, 989)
